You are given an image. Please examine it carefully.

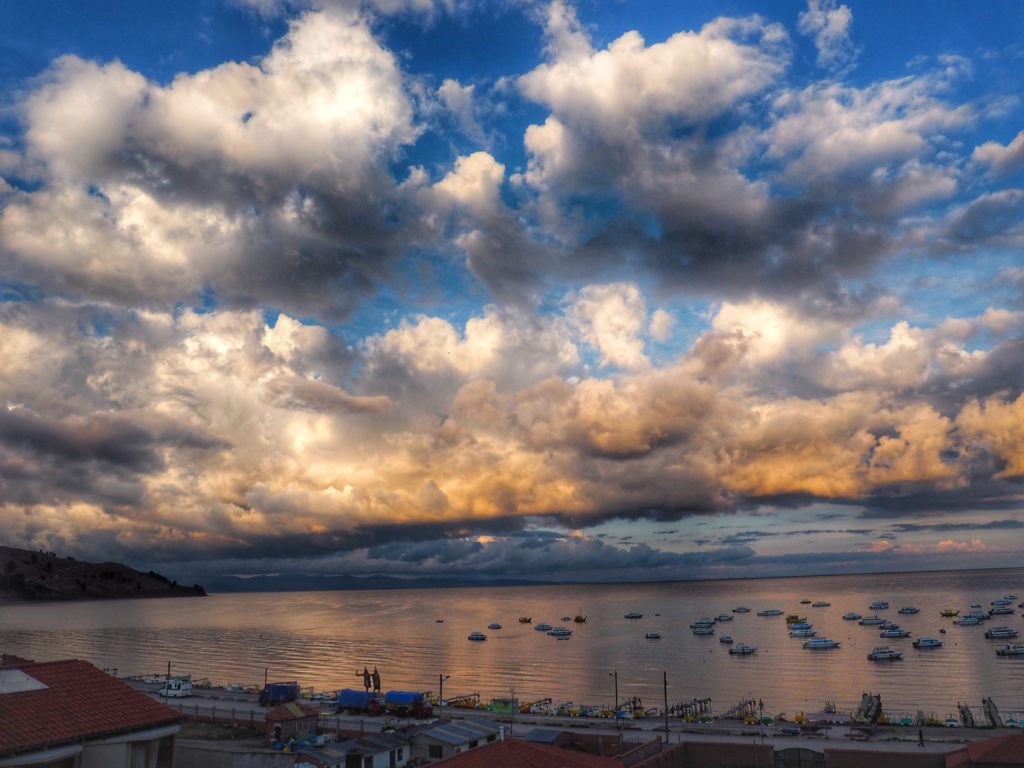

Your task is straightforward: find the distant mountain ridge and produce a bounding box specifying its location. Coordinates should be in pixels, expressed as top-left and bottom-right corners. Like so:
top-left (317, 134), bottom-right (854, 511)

top-left (0, 545), bottom-right (205, 603)
top-left (203, 571), bottom-right (546, 593)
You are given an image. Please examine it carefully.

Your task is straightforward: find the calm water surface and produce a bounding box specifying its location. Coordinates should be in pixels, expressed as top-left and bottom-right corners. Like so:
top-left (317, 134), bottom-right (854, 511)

top-left (2, 568), bottom-right (1022, 718)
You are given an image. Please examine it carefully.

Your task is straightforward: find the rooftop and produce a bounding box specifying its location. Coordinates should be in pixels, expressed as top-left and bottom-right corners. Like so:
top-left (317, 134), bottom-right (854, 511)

top-left (0, 659), bottom-right (180, 755)
top-left (433, 738), bottom-right (622, 768)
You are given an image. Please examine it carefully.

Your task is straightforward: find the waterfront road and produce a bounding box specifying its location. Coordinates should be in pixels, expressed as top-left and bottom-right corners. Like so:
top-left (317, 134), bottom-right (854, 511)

top-left (125, 680), bottom-right (1005, 756)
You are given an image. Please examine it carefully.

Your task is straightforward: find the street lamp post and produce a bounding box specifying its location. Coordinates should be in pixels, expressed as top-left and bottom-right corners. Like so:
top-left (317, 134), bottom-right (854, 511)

top-left (609, 670), bottom-right (619, 731)
top-left (439, 674), bottom-right (450, 720)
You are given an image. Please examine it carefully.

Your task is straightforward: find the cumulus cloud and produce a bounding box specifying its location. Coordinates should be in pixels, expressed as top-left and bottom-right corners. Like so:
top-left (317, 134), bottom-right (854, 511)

top-left (797, 0), bottom-right (859, 72)
top-left (1, 9), bottom-right (422, 316)
top-left (973, 130), bottom-right (1024, 177)
top-left (569, 283), bottom-right (650, 370)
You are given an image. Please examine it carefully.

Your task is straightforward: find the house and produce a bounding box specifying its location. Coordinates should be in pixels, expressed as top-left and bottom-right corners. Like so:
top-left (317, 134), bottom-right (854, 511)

top-left (407, 718), bottom-right (502, 763)
top-left (296, 733), bottom-right (410, 768)
top-left (945, 733), bottom-right (1024, 768)
top-left (266, 702), bottom-right (320, 745)
top-left (431, 739), bottom-right (622, 768)
top-left (0, 658), bottom-right (180, 768)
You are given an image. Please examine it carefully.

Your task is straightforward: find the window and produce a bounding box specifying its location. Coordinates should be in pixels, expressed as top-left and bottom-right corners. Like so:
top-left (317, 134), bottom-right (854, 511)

top-left (486, 735), bottom-right (496, 742)
top-left (468, 740), bottom-right (478, 748)
top-left (428, 745), bottom-right (443, 759)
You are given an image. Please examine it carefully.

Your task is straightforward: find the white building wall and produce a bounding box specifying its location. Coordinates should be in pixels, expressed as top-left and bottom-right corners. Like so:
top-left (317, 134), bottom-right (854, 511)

top-left (81, 742), bottom-right (128, 768)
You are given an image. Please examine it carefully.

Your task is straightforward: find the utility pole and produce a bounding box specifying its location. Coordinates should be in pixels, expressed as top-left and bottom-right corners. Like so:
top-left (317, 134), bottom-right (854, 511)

top-left (609, 670), bottom-right (619, 731)
top-left (663, 671), bottom-right (669, 742)
top-left (439, 674), bottom-right (450, 720)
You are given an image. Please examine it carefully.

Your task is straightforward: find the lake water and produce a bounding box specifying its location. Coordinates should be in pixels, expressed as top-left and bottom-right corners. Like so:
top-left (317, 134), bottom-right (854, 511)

top-left (2, 568), bottom-right (1022, 719)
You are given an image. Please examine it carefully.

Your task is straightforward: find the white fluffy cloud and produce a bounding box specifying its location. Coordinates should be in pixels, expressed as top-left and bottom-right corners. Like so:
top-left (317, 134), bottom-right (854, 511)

top-left (797, 0), bottom-right (858, 72)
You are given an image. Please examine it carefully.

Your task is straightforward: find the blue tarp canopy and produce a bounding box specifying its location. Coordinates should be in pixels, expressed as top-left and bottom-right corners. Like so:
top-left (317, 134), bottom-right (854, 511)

top-left (384, 690), bottom-right (422, 705)
top-left (337, 689), bottom-right (376, 707)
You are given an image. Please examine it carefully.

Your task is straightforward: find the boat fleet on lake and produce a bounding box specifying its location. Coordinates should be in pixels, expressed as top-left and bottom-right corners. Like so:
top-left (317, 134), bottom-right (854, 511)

top-left (461, 592), bottom-right (1024, 661)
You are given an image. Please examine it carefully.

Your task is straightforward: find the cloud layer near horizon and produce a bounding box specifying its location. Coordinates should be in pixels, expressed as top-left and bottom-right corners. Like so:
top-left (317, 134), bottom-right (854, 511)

top-left (0, 1), bottom-right (1022, 580)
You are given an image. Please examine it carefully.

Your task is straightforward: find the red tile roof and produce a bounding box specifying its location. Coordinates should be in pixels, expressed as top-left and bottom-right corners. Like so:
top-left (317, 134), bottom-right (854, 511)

top-left (266, 702), bottom-right (319, 721)
top-left (0, 659), bottom-right (180, 755)
top-left (435, 739), bottom-right (623, 768)
top-left (965, 733), bottom-right (1024, 764)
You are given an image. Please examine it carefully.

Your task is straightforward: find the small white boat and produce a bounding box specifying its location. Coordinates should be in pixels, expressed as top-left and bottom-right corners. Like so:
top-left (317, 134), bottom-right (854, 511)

top-left (689, 619), bottom-right (715, 628)
top-left (788, 622), bottom-right (812, 630)
top-left (717, 614), bottom-right (734, 622)
top-left (955, 616), bottom-right (982, 626)
top-left (488, 623), bottom-right (502, 630)
top-left (534, 623), bottom-right (553, 631)
top-left (757, 609), bottom-right (784, 616)
top-left (897, 607), bottom-right (919, 614)
top-left (561, 616), bottom-right (571, 621)
top-left (880, 628), bottom-right (911, 638)
top-left (965, 610), bottom-right (990, 621)
top-left (803, 638), bottom-right (840, 649)
top-left (733, 607), bottom-right (751, 613)
top-left (692, 626), bottom-right (715, 636)
top-left (789, 628), bottom-right (817, 638)
top-left (996, 643), bottom-right (1024, 656)
top-left (729, 643), bottom-right (757, 655)
top-left (811, 601), bottom-right (830, 608)
top-left (842, 612), bottom-right (861, 621)
top-left (547, 627), bottom-right (573, 637)
top-left (859, 616), bottom-right (884, 625)
top-left (990, 606), bottom-right (1015, 615)
top-left (720, 635), bottom-right (734, 644)
top-left (985, 626), bottom-right (1020, 639)
top-left (913, 637), bottom-right (943, 649)
top-left (624, 612), bottom-right (643, 620)
top-left (644, 632), bottom-right (661, 640)
top-left (971, 603), bottom-right (982, 608)
top-left (869, 601), bottom-right (889, 610)
top-left (991, 598), bottom-right (1012, 606)
top-left (468, 631), bottom-right (487, 641)
top-left (867, 646), bottom-right (902, 661)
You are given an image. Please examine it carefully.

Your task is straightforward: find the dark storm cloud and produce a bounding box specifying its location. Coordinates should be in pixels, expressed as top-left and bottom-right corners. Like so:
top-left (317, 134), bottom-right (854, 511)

top-left (887, 518), bottom-right (1024, 534)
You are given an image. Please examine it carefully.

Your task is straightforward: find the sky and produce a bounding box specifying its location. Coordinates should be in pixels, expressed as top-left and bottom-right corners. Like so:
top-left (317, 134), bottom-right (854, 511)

top-left (0, 0), bottom-right (1023, 589)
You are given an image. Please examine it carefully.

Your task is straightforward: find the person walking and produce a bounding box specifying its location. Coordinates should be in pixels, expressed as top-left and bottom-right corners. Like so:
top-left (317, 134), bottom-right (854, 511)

top-left (918, 728), bottom-right (925, 747)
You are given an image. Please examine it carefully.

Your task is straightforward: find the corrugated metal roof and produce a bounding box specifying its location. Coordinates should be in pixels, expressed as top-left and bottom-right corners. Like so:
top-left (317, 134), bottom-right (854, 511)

top-left (431, 739), bottom-right (621, 767)
top-left (524, 727), bottom-right (561, 743)
top-left (0, 659), bottom-right (179, 755)
top-left (419, 718), bottom-right (501, 745)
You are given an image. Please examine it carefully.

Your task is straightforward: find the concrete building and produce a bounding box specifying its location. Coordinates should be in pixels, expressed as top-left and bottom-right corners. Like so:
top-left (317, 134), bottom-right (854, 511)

top-left (295, 733), bottom-right (410, 768)
top-left (266, 703), bottom-right (320, 746)
top-left (407, 718), bottom-right (502, 763)
top-left (0, 659), bottom-right (180, 768)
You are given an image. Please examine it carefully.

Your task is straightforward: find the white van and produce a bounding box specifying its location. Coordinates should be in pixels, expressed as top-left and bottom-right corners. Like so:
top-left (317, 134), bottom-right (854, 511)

top-left (159, 675), bottom-right (192, 697)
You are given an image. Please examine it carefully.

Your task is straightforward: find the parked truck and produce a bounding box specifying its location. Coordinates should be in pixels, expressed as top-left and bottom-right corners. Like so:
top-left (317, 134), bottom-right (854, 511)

top-left (259, 681), bottom-right (301, 707)
top-left (383, 690), bottom-right (433, 718)
top-left (335, 688), bottom-right (384, 715)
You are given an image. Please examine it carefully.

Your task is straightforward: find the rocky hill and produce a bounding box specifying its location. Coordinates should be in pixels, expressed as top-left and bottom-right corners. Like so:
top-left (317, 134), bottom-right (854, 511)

top-left (0, 545), bottom-right (205, 603)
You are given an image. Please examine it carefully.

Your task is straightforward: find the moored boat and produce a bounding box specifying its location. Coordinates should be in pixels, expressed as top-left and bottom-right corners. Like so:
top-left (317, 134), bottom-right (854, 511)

top-left (717, 614), bottom-right (734, 622)
top-left (644, 632), bottom-right (661, 640)
top-left (812, 601), bottom-right (830, 607)
top-left (800, 599), bottom-right (811, 604)
top-left (689, 619), bottom-right (715, 629)
top-left (985, 626), bottom-right (1020, 639)
top-left (534, 623), bottom-right (553, 631)
top-left (989, 606), bottom-right (1015, 615)
top-left (488, 623), bottom-right (502, 630)
top-left (624, 612), bottom-right (643, 620)
top-left (729, 643), bottom-right (757, 655)
top-left (518, 616), bottom-right (532, 623)
top-left (468, 631), bottom-right (487, 641)
top-left (859, 615), bottom-right (884, 625)
top-left (803, 638), bottom-right (840, 649)
top-left (898, 607), bottom-right (919, 614)
top-left (913, 636), bottom-right (943, 649)
top-left (867, 646), bottom-right (902, 661)
top-left (573, 611), bottom-right (587, 623)
top-left (996, 643), bottom-right (1024, 656)
top-left (789, 628), bottom-right (816, 638)
top-left (940, 609), bottom-right (959, 617)
top-left (692, 626), bottom-right (715, 636)
top-left (869, 601), bottom-right (889, 610)
top-left (954, 617), bottom-right (981, 626)
top-left (880, 628), bottom-right (911, 638)
top-left (785, 615), bottom-right (807, 624)
top-left (757, 609), bottom-right (784, 616)
top-left (720, 635), bottom-right (734, 644)
top-left (547, 627), bottom-right (572, 637)
top-left (733, 606), bottom-right (751, 613)
top-left (842, 612), bottom-right (861, 620)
